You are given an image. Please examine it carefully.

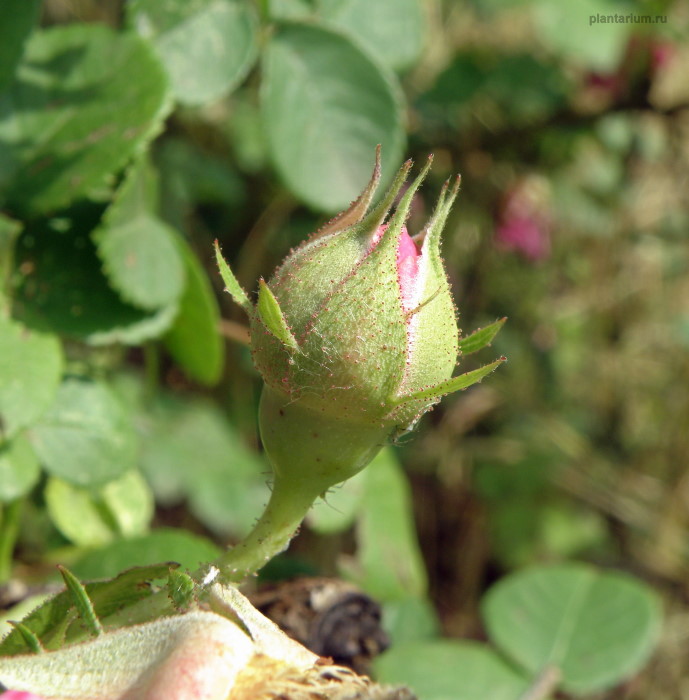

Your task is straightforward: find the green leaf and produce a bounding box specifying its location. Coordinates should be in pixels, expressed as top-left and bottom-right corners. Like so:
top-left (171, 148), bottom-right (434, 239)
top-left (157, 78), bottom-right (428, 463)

top-left (93, 159), bottom-right (185, 311)
top-left (382, 596), bottom-right (441, 646)
top-left (459, 318), bottom-right (506, 355)
top-left (348, 448), bottom-right (427, 600)
top-left (0, 24), bottom-right (171, 215)
top-left (214, 240), bottom-right (252, 312)
top-left (261, 22), bottom-right (405, 212)
top-left (319, 0), bottom-right (425, 71)
top-left (257, 279), bottom-right (298, 350)
top-left (482, 564), bottom-right (663, 694)
top-left (269, 0), bottom-right (315, 20)
top-left (0, 317), bottom-right (63, 439)
top-left (71, 529), bottom-right (221, 581)
top-left (45, 471), bottom-right (153, 547)
top-left (0, 434), bottom-right (40, 503)
top-left (0, 0), bottom-right (41, 92)
top-left (128, 0), bottom-right (258, 106)
top-left (12, 208), bottom-right (178, 345)
top-left (163, 237), bottom-right (224, 386)
top-left (373, 641), bottom-right (530, 700)
top-left (30, 379), bottom-right (138, 488)
top-left (139, 395), bottom-right (268, 538)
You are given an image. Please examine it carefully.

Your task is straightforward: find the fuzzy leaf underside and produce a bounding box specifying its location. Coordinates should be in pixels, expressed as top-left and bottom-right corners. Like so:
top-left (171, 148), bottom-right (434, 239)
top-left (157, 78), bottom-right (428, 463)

top-left (0, 564), bottom-right (173, 656)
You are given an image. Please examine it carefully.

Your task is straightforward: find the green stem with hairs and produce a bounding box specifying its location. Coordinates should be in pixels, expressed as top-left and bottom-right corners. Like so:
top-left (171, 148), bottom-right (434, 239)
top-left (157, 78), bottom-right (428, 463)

top-left (211, 476), bottom-right (322, 582)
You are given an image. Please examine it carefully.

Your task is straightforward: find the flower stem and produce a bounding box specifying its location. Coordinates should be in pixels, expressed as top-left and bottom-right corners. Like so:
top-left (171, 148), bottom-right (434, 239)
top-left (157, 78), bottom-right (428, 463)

top-left (211, 476), bottom-right (322, 583)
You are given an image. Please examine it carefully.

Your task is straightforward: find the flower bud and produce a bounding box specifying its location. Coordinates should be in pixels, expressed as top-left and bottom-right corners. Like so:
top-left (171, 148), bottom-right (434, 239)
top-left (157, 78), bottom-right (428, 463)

top-left (216, 148), bottom-right (503, 494)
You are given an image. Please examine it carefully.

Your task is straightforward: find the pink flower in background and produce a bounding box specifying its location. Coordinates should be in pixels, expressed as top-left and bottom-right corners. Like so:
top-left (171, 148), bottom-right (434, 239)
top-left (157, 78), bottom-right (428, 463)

top-left (495, 176), bottom-right (551, 262)
top-left (583, 35), bottom-right (677, 102)
top-left (0, 692), bottom-right (48, 700)
top-left (649, 40), bottom-right (675, 74)
top-left (584, 70), bottom-right (623, 96)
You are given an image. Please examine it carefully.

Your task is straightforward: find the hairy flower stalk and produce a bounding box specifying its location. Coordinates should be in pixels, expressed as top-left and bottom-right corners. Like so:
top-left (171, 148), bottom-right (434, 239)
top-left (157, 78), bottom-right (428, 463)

top-left (214, 148), bottom-right (504, 581)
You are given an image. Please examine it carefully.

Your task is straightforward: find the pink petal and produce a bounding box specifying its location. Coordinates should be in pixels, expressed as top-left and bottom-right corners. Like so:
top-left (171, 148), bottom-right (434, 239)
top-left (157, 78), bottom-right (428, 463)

top-left (0, 692), bottom-right (49, 700)
top-left (396, 227), bottom-right (420, 312)
top-left (370, 224), bottom-right (421, 313)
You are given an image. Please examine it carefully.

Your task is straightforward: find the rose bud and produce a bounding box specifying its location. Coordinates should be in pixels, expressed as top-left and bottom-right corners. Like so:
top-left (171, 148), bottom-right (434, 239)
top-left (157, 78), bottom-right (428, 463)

top-left (216, 148), bottom-right (503, 502)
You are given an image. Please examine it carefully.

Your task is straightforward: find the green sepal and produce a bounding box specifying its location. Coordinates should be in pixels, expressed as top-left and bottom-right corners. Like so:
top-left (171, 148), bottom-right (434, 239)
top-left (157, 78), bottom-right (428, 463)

top-left (458, 318), bottom-right (506, 355)
top-left (57, 565), bottom-right (103, 637)
top-left (167, 568), bottom-right (196, 611)
top-left (358, 158), bottom-right (413, 233)
top-left (394, 358), bottom-right (505, 404)
top-left (214, 240), bottom-right (252, 313)
top-left (7, 621), bottom-right (43, 654)
top-left (381, 155), bottom-right (433, 237)
top-left (257, 279), bottom-right (299, 351)
top-left (315, 144), bottom-right (382, 239)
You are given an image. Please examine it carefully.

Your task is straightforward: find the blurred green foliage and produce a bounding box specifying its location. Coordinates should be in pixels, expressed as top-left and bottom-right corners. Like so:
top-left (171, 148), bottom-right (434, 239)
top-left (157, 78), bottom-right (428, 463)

top-left (1, 0), bottom-right (688, 696)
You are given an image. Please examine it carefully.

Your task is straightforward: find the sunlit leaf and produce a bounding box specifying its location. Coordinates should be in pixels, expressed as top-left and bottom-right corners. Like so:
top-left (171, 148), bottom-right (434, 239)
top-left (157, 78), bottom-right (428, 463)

top-left (45, 471), bottom-right (153, 547)
top-left (319, 0), bottom-right (425, 71)
top-left (0, 317), bottom-right (63, 438)
top-left (374, 641), bottom-right (530, 700)
top-left (348, 448), bottom-right (426, 599)
top-left (261, 22), bottom-right (405, 212)
top-left (93, 159), bottom-right (185, 311)
top-left (128, 0), bottom-right (258, 105)
top-left (482, 563), bottom-right (663, 694)
top-left (0, 434), bottom-right (40, 502)
top-left (139, 396), bottom-right (268, 538)
top-left (0, 24), bottom-right (171, 215)
top-left (30, 379), bottom-right (138, 487)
